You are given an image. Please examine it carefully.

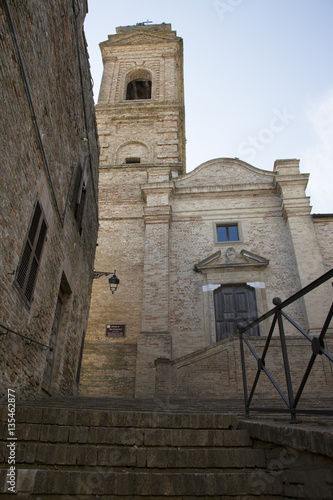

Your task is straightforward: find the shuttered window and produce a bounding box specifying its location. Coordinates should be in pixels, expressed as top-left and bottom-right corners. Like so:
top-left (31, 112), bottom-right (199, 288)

top-left (16, 201), bottom-right (47, 303)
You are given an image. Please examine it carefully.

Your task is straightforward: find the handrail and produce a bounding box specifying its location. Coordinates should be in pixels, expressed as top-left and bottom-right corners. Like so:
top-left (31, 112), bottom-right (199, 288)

top-left (238, 268), bottom-right (333, 423)
top-left (0, 322), bottom-right (52, 351)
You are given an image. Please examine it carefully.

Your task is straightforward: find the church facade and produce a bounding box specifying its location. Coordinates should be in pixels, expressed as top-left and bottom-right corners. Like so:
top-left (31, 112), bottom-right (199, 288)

top-left (80, 23), bottom-right (333, 399)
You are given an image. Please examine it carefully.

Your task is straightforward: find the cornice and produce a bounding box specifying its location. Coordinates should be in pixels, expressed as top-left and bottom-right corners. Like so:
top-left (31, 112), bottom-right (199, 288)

top-left (174, 183), bottom-right (274, 196)
top-left (96, 102), bottom-right (184, 112)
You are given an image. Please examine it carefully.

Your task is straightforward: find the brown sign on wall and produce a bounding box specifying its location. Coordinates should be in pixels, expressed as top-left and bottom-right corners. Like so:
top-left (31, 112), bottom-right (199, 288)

top-left (106, 324), bottom-right (126, 337)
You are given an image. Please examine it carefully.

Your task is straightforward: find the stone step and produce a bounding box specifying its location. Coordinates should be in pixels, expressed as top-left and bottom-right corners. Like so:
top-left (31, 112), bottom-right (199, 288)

top-left (0, 400), bottom-right (284, 497)
top-left (0, 469), bottom-right (283, 497)
top-left (2, 406), bottom-right (239, 429)
top-left (4, 423), bottom-right (251, 447)
top-left (13, 442), bottom-right (264, 470)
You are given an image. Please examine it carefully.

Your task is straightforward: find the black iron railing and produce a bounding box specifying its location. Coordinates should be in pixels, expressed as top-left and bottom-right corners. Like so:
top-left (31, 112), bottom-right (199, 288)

top-left (238, 269), bottom-right (333, 422)
top-left (0, 322), bottom-right (52, 351)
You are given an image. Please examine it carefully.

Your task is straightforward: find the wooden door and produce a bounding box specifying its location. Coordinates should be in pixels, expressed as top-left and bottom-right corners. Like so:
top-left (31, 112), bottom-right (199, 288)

top-left (214, 284), bottom-right (259, 341)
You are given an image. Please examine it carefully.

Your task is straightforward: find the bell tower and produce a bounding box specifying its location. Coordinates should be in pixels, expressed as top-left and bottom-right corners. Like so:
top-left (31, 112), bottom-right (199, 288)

top-left (97, 22), bottom-right (185, 172)
top-left (80, 23), bottom-right (185, 398)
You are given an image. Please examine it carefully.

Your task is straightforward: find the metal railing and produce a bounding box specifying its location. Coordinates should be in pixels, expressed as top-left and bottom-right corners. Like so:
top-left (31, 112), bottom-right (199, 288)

top-left (0, 322), bottom-right (52, 351)
top-left (238, 269), bottom-right (333, 422)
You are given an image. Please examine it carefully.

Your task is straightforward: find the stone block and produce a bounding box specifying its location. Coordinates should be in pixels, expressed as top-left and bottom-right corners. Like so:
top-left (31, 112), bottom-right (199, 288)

top-left (40, 424), bottom-right (69, 442)
top-left (15, 423), bottom-right (40, 441)
top-left (76, 446), bottom-right (97, 466)
top-left (65, 445), bottom-right (79, 465)
top-left (97, 446), bottom-right (136, 467)
top-left (69, 425), bottom-right (89, 443)
top-left (16, 469), bottom-right (37, 493)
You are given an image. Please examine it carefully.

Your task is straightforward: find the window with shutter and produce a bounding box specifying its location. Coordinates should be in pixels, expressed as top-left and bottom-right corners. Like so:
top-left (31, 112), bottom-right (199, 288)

top-left (75, 157), bottom-right (88, 235)
top-left (16, 200), bottom-right (47, 303)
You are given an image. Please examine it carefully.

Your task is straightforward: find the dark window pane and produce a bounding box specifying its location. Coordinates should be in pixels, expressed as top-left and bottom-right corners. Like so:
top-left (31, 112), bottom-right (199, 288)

top-left (16, 201), bottom-right (47, 303)
top-left (217, 224), bottom-right (239, 242)
top-left (35, 220), bottom-right (47, 260)
top-left (16, 242), bottom-right (32, 288)
top-left (217, 226), bottom-right (227, 242)
top-left (126, 80), bottom-right (151, 100)
top-left (25, 258), bottom-right (38, 302)
top-left (28, 202), bottom-right (41, 245)
top-left (125, 157), bottom-right (141, 164)
top-left (228, 225), bottom-right (239, 241)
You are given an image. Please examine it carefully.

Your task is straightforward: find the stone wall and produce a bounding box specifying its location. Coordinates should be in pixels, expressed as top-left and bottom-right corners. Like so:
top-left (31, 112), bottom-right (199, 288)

top-left (239, 419), bottom-right (333, 500)
top-left (0, 0), bottom-right (99, 399)
top-left (79, 344), bottom-right (137, 398)
top-left (155, 333), bottom-right (333, 401)
top-left (313, 215), bottom-right (333, 272)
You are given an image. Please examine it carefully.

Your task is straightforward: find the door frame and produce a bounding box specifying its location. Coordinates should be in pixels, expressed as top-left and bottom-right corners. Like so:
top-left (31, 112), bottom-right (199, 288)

top-left (201, 278), bottom-right (268, 347)
top-left (213, 283), bottom-right (260, 342)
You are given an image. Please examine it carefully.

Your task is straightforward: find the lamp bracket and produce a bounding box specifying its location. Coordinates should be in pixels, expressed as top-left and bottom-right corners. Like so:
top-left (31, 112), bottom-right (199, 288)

top-left (93, 271), bottom-right (113, 279)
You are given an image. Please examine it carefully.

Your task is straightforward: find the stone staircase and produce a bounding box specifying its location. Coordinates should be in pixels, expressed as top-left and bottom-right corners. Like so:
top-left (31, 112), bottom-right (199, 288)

top-left (0, 397), bottom-right (284, 498)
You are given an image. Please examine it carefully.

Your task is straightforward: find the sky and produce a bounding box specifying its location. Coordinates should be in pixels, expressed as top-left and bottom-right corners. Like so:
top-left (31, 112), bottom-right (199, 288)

top-left (84, 0), bottom-right (333, 213)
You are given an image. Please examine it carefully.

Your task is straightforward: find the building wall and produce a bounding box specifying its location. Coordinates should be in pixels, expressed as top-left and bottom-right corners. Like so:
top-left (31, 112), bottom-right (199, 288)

top-left (80, 23), bottom-right (332, 399)
top-left (0, 0), bottom-right (99, 399)
top-left (313, 216), bottom-right (333, 272)
top-left (97, 23), bottom-right (185, 170)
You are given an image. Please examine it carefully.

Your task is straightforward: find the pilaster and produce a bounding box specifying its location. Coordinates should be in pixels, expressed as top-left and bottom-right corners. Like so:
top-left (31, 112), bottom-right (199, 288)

top-left (135, 175), bottom-right (174, 397)
top-left (274, 159), bottom-right (331, 332)
top-left (98, 55), bottom-right (117, 104)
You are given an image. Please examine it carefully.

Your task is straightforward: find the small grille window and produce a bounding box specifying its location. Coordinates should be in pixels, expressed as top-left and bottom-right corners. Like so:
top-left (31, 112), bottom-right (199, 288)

top-left (125, 157), bottom-right (141, 164)
top-left (16, 201), bottom-right (47, 303)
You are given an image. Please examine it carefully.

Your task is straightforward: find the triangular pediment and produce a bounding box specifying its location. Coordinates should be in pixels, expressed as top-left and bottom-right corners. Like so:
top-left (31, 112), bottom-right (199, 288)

top-left (101, 30), bottom-right (177, 49)
top-left (194, 248), bottom-right (269, 272)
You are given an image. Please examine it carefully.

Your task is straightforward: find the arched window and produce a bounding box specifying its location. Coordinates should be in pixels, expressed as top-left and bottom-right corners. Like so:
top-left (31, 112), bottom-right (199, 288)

top-left (116, 141), bottom-right (150, 164)
top-left (125, 69), bottom-right (152, 100)
top-left (126, 79), bottom-right (151, 100)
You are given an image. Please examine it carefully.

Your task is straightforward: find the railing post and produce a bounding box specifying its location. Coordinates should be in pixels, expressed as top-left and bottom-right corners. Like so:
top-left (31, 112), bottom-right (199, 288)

top-left (274, 300), bottom-right (298, 423)
top-left (238, 322), bottom-right (249, 417)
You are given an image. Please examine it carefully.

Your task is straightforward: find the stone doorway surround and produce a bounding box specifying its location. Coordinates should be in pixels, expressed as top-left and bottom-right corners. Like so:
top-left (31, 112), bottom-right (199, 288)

top-left (194, 248), bottom-right (269, 346)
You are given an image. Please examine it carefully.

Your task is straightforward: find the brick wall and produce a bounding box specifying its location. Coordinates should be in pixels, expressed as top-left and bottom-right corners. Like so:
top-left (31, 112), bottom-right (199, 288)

top-left (156, 333), bottom-right (333, 400)
top-left (313, 216), bottom-right (333, 272)
top-left (0, 0), bottom-right (99, 399)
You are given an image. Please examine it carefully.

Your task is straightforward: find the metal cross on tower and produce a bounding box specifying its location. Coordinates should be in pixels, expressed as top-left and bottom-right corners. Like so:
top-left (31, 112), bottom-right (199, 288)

top-left (136, 19), bottom-right (153, 26)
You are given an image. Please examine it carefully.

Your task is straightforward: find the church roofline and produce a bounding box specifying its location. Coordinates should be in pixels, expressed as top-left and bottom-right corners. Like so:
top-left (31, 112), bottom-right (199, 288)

top-left (312, 213), bottom-right (333, 218)
top-left (177, 157), bottom-right (275, 183)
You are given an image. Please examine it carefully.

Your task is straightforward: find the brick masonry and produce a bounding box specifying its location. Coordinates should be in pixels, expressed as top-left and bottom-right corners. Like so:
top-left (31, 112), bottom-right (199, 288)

top-left (0, 0), bottom-right (99, 399)
top-left (0, 399), bottom-right (332, 498)
top-left (80, 23), bottom-right (333, 400)
top-left (155, 333), bottom-right (333, 400)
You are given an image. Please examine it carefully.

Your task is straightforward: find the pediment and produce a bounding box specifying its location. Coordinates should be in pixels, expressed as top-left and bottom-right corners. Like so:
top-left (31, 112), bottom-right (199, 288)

top-left (101, 31), bottom-right (177, 49)
top-left (194, 248), bottom-right (269, 272)
top-left (176, 158), bottom-right (274, 189)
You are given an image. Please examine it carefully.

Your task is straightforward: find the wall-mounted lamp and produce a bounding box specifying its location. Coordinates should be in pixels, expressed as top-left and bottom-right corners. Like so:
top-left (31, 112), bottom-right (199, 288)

top-left (93, 269), bottom-right (120, 294)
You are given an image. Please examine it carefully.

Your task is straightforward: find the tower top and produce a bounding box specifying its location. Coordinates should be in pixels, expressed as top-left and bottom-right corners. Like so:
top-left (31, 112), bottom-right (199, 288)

top-left (116, 23), bottom-right (172, 35)
top-left (97, 21), bottom-right (185, 173)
